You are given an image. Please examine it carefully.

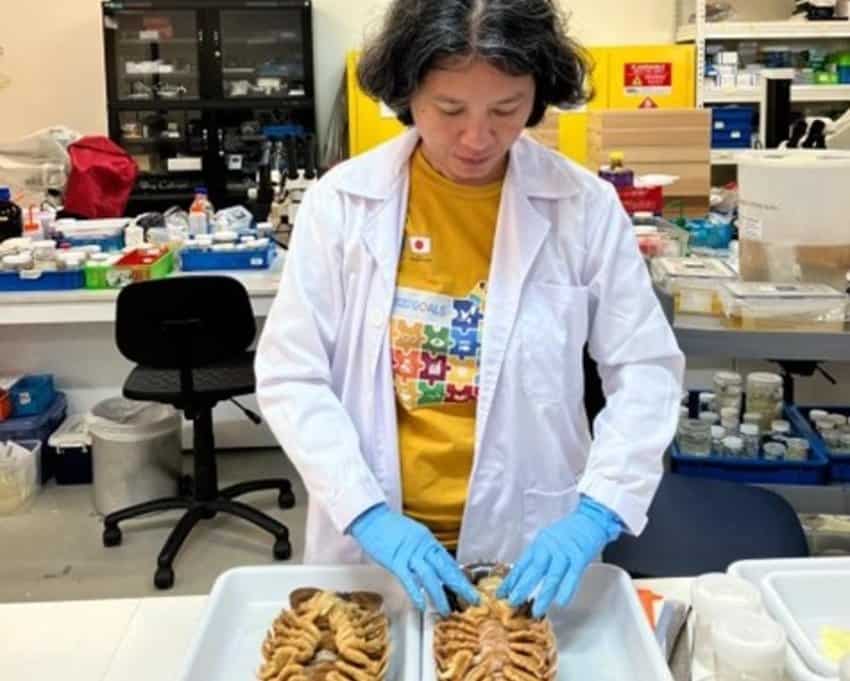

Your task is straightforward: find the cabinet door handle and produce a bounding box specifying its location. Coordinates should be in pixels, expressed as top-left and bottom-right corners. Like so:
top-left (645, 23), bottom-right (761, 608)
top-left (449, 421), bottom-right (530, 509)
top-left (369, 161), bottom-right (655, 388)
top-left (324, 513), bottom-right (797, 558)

top-left (217, 129), bottom-right (225, 157)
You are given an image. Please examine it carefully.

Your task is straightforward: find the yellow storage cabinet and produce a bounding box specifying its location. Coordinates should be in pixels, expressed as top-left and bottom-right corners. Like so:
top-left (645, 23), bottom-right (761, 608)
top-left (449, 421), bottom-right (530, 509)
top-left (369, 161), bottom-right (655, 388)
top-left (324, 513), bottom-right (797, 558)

top-left (347, 51), bottom-right (406, 156)
top-left (347, 45), bottom-right (695, 163)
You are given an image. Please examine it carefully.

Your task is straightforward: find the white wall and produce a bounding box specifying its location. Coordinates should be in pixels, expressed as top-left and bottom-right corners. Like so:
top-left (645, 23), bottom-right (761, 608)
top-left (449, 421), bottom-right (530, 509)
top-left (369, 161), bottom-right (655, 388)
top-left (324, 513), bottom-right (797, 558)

top-left (0, 0), bottom-right (675, 145)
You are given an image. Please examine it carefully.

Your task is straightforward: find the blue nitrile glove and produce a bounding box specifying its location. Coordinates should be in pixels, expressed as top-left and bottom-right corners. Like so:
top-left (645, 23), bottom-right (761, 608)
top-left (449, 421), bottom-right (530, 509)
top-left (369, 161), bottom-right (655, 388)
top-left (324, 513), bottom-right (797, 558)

top-left (347, 503), bottom-right (480, 616)
top-left (497, 496), bottom-right (623, 618)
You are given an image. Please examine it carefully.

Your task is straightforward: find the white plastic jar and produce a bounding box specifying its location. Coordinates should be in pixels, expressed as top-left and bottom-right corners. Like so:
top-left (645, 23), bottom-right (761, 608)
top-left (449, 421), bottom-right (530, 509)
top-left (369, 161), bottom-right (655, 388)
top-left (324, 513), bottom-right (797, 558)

top-left (711, 611), bottom-right (786, 681)
top-left (692, 573), bottom-right (762, 668)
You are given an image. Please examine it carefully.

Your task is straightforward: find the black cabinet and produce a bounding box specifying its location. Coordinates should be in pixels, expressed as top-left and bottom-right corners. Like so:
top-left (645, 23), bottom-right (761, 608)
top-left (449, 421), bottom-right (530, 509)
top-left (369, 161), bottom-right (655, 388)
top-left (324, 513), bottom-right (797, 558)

top-left (102, 0), bottom-right (316, 214)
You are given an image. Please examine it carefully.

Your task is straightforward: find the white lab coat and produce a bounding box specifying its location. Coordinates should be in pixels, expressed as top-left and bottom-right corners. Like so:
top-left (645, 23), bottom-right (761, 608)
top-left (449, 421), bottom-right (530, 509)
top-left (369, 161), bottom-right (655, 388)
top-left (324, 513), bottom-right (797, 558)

top-left (255, 129), bottom-right (684, 566)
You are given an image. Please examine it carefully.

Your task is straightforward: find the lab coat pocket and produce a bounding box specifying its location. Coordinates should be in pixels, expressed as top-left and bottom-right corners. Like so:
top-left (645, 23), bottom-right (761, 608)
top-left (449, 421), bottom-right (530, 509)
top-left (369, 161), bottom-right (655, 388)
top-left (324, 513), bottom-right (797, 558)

top-left (523, 487), bottom-right (579, 546)
top-left (520, 283), bottom-right (589, 403)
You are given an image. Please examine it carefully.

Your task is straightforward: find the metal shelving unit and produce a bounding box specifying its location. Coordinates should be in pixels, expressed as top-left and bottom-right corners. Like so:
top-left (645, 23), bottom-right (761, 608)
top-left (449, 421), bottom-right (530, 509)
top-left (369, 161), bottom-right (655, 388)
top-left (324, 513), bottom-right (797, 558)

top-left (675, 1), bottom-right (850, 166)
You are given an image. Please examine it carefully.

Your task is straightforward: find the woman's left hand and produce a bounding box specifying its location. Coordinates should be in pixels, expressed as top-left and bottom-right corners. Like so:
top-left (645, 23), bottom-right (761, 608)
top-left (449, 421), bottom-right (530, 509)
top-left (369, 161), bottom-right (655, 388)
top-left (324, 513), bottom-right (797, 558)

top-left (496, 496), bottom-right (623, 618)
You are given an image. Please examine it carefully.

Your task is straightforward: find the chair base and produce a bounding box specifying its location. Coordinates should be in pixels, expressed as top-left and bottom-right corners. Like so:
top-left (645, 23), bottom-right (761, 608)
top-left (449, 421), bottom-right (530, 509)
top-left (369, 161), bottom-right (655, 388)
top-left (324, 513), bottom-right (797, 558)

top-left (102, 478), bottom-right (294, 590)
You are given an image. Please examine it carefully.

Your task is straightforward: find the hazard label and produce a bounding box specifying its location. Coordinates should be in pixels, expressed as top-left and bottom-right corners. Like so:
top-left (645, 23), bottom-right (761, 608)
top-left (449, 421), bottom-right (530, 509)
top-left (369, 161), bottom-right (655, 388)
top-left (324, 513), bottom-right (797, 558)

top-left (639, 97), bottom-right (658, 109)
top-left (625, 63), bottom-right (673, 96)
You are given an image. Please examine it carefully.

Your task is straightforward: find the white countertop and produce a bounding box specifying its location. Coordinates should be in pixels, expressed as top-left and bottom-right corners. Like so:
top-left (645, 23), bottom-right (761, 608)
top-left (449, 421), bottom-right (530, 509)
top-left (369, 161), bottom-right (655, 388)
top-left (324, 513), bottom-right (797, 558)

top-left (0, 577), bottom-right (691, 681)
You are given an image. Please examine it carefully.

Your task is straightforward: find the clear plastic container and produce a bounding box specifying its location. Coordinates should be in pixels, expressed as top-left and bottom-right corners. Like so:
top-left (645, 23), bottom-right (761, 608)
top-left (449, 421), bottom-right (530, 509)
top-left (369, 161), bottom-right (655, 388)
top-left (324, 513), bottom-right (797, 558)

top-left (711, 611), bottom-right (786, 681)
top-left (712, 426), bottom-right (727, 453)
top-left (763, 442), bottom-right (787, 461)
top-left (699, 392), bottom-right (717, 413)
top-left (740, 424), bottom-right (761, 458)
top-left (692, 573), bottom-right (762, 668)
top-left (714, 372), bottom-right (744, 413)
top-left (679, 419), bottom-right (712, 455)
top-left (723, 436), bottom-right (744, 457)
top-left (747, 372), bottom-right (783, 431)
top-left (787, 438), bottom-right (810, 462)
top-left (700, 411), bottom-right (719, 426)
top-left (720, 281), bottom-right (848, 331)
top-left (651, 257), bottom-right (737, 316)
top-left (771, 420), bottom-right (791, 439)
top-left (742, 412), bottom-right (762, 426)
top-left (810, 409), bottom-right (829, 422)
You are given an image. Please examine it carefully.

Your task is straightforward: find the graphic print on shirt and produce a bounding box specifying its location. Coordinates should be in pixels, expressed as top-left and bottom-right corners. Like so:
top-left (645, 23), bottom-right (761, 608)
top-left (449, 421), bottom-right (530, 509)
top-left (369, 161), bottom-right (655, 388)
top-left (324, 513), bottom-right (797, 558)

top-left (391, 282), bottom-right (487, 411)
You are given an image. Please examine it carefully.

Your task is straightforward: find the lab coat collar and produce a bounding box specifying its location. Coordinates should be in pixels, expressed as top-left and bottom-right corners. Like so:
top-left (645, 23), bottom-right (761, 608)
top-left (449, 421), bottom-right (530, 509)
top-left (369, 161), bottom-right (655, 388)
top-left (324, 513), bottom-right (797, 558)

top-left (332, 128), bottom-right (583, 202)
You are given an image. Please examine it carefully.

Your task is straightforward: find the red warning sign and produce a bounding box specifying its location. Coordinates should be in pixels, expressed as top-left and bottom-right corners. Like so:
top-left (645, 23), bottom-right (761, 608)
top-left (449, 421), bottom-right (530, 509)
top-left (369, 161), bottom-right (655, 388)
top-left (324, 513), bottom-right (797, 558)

top-left (639, 97), bottom-right (658, 109)
top-left (624, 63), bottom-right (673, 97)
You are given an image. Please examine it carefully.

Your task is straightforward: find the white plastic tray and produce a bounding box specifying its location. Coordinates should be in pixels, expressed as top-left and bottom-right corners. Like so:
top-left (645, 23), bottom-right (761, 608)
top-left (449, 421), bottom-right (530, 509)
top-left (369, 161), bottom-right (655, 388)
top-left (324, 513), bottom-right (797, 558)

top-left (763, 570), bottom-right (850, 678)
top-left (421, 564), bottom-right (673, 681)
top-left (729, 557), bottom-right (850, 681)
top-left (179, 565), bottom-right (421, 681)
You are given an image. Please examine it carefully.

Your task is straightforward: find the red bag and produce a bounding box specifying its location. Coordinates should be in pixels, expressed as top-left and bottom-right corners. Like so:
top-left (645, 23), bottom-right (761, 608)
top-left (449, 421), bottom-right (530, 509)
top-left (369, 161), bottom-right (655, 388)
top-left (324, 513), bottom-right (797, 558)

top-left (63, 137), bottom-right (138, 218)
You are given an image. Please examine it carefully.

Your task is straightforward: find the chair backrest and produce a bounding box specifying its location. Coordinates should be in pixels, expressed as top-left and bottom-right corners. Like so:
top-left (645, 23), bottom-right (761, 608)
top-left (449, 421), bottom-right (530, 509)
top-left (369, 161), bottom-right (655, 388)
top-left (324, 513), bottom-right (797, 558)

top-left (603, 473), bottom-right (809, 578)
top-left (115, 276), bottom-right (256, 369)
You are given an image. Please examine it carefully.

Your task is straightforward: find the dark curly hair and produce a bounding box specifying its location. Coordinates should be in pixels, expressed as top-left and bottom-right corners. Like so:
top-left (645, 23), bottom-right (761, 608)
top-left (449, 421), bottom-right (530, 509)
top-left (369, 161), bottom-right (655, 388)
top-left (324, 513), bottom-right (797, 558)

top-left (357, 0), bottom-right (593, 128)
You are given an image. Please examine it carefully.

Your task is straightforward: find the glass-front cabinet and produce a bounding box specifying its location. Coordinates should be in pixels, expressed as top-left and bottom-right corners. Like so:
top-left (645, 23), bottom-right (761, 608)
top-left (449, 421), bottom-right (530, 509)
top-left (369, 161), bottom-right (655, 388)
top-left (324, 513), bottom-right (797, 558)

top-left (103, 1), bottom-right (316, 212)
top-left (218, 9), bottom-right (307, 99)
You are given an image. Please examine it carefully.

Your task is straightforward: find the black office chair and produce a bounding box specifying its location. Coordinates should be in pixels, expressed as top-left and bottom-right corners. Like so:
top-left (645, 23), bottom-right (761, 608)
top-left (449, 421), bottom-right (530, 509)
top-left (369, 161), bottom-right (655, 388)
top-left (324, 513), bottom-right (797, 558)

top-left (603, 473), bottom-right (809, 577)
top-left (102, 276), bottom-right (294, 589)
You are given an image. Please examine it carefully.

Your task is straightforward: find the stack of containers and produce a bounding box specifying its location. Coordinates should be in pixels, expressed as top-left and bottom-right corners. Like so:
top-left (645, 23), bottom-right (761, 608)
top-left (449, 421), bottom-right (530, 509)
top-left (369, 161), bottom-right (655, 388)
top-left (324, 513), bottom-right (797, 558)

top-left (0, 375), bottom-right (67, 484)
top-left (673, 371), bottom-right (829, 484)
top-left (788, 406), bottom-right (850, 482)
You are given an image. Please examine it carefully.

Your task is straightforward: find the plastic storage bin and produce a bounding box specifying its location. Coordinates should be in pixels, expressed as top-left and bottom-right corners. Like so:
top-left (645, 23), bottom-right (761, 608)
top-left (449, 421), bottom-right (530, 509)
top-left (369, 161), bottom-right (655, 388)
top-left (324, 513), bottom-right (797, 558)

top-left (48, 414), bottom-right (93, 485)
top-left (651, 257), bottom-right (737, 316)
top-left (761, 570), bottom-right (850, 678)
top-left (0, 267), bottom-right (85, 292)
top-left (712, 107), bottom-right (754, 149)
top-left (788, 405), bottom-right (850, 482)
top-left (0, 440), bottom-right (41, 514)
top-left (0, 392), bottom-right (67, 484)
top-left (719, 282), bottom-right (848, 331)
top-left (673, 391), bottom-right (830, 485)
top-left (54, 218), bottom-right (128, 252)
top-left (179, 242), bottom-right (277, 271)
top-left (10, 374), bottom-right (55, 417)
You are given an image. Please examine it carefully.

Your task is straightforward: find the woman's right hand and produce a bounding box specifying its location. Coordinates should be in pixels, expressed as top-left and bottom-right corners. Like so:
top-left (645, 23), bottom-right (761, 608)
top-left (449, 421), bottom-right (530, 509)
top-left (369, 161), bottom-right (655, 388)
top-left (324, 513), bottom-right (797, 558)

top-left (347, 503), bottom-right (479, 616)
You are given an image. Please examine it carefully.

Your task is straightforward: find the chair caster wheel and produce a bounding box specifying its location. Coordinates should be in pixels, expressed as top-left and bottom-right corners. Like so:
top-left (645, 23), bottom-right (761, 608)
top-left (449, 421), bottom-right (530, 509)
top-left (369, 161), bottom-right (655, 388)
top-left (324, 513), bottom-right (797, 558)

top-left (278, 489), bottom-right (295, 510)
top-left (154, 566), bottom-right (175, 590)
top-left (274, 537), bottom-right (292, 561)
top-left (103, 525), bottom-right (122, 547)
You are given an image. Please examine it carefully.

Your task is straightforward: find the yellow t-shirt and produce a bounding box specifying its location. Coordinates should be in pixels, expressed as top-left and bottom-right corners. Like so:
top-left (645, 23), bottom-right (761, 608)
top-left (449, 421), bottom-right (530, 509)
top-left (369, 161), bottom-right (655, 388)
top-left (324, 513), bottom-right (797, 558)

top-left (391, 147), bottom-right (503, 549)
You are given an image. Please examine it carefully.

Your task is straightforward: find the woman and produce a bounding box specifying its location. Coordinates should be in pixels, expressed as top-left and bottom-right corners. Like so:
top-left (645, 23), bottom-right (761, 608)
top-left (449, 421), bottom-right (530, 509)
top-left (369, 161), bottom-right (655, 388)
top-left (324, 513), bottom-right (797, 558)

top-left (256, 0), bottom-right (684, 619)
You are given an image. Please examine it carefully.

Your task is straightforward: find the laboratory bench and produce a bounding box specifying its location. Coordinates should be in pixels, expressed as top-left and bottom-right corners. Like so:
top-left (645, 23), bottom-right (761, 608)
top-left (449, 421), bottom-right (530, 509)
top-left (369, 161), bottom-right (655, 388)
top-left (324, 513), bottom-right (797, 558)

top-left (0, 577), bottom-right (693, 681)
top-left (0, 259), bottom-right (285, 449)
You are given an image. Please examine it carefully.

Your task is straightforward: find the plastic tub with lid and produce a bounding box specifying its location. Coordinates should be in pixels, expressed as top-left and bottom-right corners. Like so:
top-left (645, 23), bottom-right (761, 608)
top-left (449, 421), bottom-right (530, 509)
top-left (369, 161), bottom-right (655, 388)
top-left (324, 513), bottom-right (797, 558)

top-left (89, 398), bottom-right (182, 516)
top-left (651, 257), bottom-right (737, 316)
top-left (719, 282), bottom-right (848, 331)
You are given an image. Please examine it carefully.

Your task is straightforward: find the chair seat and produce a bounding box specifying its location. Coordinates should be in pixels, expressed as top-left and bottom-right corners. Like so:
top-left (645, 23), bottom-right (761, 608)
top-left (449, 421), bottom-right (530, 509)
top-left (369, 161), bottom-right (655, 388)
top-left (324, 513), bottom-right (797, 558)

top-left (124, 351), bottom-right (256, 405)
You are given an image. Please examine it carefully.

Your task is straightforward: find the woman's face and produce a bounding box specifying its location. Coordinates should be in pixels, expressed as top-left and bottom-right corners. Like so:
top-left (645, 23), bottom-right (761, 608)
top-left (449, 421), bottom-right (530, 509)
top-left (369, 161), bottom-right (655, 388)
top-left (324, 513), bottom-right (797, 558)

top-left (410, 57), bottom-right (535, 185)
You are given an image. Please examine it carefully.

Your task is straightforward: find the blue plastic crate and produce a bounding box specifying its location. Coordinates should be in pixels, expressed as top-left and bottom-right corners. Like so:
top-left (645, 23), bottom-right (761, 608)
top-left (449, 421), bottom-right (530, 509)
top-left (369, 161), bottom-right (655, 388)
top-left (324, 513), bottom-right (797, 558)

top-left (10, 374), bottom-right (55, 417)
top-left (0, 392), bottom-right (67, 484)
top-left (712, 107), bottom-right (754, 149)
top-left (0, 268), bottom-right (85, 292)
top-left (787, 405), bottom-right (850, 483)
top-left (712, 130), bottom-right (752, 149)
top-left (672, 391), bottom-right (830, 485)
top-left (179, 244), bottom-right (277, 272)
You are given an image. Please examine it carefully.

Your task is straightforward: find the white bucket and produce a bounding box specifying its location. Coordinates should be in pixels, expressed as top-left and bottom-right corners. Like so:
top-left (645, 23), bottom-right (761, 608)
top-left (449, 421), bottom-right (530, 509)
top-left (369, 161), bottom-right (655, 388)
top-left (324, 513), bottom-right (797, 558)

top-left (89, 398), bottom-right (182, 515)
